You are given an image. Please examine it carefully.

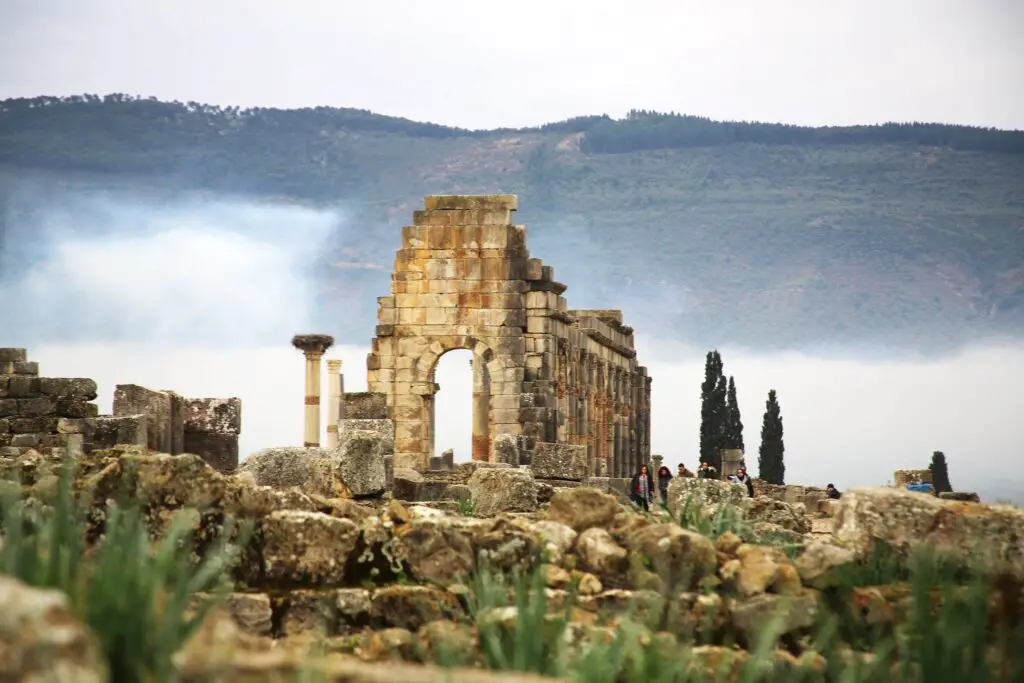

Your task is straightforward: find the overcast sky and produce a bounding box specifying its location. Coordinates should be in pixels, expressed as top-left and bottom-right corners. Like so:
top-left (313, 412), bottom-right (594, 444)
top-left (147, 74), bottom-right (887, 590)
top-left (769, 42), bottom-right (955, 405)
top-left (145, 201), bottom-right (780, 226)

top-left (2, 0), bottom-right (1022, 130)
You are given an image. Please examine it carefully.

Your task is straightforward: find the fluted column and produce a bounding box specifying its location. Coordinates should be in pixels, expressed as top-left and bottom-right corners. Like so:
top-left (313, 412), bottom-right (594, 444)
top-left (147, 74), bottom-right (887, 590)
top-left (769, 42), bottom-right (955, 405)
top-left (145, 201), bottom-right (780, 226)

top-left (326, 359), bottom-right (343, 449)
top-left (291, 334), bottom-right (335, 448)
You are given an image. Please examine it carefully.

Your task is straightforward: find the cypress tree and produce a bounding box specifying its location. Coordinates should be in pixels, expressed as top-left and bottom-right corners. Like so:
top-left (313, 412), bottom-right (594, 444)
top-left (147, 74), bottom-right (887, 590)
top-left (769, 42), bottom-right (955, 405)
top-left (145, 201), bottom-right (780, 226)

top-left (724, 375), bottom-right (744, 451)
top-left (928, 451), bottom-right (953, 494)
top-left (699, 350), bottom-right (727, 471)
top-left (757, 389), bottom-right (785, 484)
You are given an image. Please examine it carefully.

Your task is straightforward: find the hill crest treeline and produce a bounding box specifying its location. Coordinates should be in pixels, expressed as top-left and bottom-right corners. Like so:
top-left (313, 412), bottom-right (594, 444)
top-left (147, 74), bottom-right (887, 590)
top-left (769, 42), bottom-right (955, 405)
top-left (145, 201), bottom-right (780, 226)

top-left (2, 94), bottom-right (1022, 160)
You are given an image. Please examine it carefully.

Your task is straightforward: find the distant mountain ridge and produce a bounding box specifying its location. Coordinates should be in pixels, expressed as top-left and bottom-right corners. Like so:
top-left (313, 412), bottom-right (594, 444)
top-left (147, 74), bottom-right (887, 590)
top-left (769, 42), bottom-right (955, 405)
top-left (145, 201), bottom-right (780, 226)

top-left (1, 94), bottom-right (1023, 352)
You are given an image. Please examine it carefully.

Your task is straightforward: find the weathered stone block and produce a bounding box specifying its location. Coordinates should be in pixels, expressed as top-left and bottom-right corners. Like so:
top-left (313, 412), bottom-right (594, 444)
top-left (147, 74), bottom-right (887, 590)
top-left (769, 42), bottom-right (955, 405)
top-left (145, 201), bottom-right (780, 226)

top-left (15, 396), bottom-right (55, 417)
top-left (468, 467), bottom-right (538, 516)
top-left (392, 467), bottom-right (424, 501)
top-left (343, 392), bottom-right (388, 419)
top-left (184, 431), bottom-right (238, 472)
top-left (183, 397), bottom-right (241, 435)
top-left (113, 384), bottom-right (172, 452)
top-left (492, 433), bottom-right (520, 465)
top-left (338, 418), bottom-right (394, 455)
top-left (4, 376), bottom-right (40, 398)
top-left (0, 348), bottom-right (27, 363)
top-left (532, 442), bottom-right (587, 481)
top-left (333, 429), bottom-right (387, 497)
top-left (423, 194), bottom-right (517, 212)
top-left (84, 414), bottom-right (147, 452)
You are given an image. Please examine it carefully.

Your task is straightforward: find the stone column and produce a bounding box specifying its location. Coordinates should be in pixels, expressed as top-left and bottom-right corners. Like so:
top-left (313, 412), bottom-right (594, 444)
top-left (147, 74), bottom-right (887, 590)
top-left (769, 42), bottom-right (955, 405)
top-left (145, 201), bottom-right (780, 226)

top-left (291, 334), bottom-right (335, 448)
top-left (325, 359), bottom-right (343, 449)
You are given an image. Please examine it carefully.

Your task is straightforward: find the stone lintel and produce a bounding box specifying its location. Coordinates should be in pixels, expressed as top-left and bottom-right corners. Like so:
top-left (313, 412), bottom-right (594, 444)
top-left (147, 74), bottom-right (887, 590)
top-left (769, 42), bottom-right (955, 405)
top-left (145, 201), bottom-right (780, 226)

top-left (424, 195), bottom-right (518, 212)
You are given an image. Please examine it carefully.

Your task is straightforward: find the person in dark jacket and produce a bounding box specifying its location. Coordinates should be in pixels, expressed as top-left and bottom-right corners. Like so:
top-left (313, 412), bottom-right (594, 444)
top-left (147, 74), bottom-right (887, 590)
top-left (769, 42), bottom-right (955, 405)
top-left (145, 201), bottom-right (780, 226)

top-left (656, 465), bottom-right (673, 504)
top-left (826, 483), bottom-right (841, 499)
top-left (630, 465), bottom-right (655, 512)
top-left (734, 467), bottom-right (755, 498)
top-left (697, 462), bottom-right (718, 479)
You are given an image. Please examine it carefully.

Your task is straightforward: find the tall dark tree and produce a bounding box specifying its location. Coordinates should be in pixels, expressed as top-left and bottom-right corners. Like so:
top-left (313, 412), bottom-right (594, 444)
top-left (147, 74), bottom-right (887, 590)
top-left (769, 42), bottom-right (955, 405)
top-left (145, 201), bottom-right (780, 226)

top-left (757, 389), bottom-right (785, 484)
top-left (928, 451), bottom-right (953, 494)
top-left (723, 375), bottom-right (744, 451)
top-left (699, 350), bottom-right (728, 471)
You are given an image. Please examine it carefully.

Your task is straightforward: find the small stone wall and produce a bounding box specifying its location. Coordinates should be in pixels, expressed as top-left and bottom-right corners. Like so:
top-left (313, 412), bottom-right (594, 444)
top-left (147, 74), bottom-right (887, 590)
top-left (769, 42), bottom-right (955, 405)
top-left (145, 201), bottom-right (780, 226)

top-left (1, 348), bottom-right (241, 472)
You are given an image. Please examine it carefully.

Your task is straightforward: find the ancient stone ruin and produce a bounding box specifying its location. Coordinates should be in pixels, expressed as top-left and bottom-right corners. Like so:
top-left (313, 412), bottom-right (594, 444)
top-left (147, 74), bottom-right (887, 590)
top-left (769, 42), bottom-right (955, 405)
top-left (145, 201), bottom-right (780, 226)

top-left (0, 347), bottom-right (241, 471)
top-left (350, 194), bottom-right (652, 482)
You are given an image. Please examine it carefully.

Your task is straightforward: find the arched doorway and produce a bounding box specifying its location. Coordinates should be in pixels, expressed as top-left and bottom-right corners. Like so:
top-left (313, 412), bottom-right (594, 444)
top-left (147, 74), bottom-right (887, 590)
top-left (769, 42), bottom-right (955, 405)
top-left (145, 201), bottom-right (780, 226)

top-left (432, 348), bottom-right (473, 463)
top-left (428, 347), bottom-right (493, 463)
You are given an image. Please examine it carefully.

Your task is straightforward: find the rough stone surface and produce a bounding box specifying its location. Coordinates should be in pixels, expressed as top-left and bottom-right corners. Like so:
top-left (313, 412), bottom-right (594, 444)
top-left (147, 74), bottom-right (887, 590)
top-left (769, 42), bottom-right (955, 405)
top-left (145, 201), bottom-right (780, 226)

top-left (546, 487), bottom-right (620, 532)
top-left (531, 442), bottom-right (588, 481)
top-left (666, 477), bottom-right (747, 516)
top-left (392, 467), bottom-right (425, 501)
top-left (261, 510), bottom-right (361, 585)
top-left (467, 467), bottom-right (538, 516)
top-left (492, 433), bottom-right (521, 466)
top-left (238, 447), bottom-right (320, 489)
top-left (0, 574), bottom-right (108, 683)
top-left (334, 429), bottom-right (387, 497)
top-left (833, 486), bottom-right (1024, 574)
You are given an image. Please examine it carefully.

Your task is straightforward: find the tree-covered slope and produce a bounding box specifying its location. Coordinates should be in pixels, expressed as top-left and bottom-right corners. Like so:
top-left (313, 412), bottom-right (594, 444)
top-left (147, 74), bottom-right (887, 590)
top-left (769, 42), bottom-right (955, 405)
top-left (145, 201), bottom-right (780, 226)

top-left (2, 95), bottom-right (1023, 352)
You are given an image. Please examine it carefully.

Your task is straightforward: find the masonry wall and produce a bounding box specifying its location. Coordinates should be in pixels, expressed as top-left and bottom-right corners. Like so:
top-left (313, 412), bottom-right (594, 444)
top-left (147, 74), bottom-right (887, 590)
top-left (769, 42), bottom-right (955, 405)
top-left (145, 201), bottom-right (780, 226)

top-left (1, 348), bottom-right (241, 472)
top-left (364, 195), bottom-right (651, 474)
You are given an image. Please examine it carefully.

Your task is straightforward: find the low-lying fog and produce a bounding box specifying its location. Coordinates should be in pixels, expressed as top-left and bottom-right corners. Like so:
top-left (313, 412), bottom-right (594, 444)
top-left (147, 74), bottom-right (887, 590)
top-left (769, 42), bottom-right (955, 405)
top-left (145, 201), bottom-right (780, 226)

top-left (4, 189), bottom-right (1023, 504)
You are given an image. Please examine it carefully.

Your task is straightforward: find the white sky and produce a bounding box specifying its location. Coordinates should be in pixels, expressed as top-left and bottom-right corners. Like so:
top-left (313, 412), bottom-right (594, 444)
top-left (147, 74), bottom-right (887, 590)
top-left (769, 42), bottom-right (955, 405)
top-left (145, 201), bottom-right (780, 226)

top-left (1, 0), bottom-right (1022, 130)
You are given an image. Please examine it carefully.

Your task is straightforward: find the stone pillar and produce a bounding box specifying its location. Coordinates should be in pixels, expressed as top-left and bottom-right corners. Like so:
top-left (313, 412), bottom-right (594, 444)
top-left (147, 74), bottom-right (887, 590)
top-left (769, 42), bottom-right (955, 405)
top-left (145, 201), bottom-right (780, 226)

top-left (325, 359), bottom-right (342, 449)
top-left (471, 356), bottom-right (491, 461)
top-left (291, 334), bottom-right (335, 448)
top-left (721, 448), bottom-right (745, 480)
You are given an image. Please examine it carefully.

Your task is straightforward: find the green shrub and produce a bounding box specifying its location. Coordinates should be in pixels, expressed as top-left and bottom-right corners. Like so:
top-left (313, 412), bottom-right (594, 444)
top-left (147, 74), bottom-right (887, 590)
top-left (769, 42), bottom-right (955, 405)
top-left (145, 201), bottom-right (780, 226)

top-left (0, 451), bottom-right (250, 683)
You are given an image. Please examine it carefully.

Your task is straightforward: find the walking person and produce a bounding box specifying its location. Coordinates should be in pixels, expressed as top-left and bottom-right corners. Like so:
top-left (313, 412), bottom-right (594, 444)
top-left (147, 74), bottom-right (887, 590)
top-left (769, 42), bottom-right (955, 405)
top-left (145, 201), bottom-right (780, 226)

top-left (630, 465), bottom-right (655, 513)
top-left (656, 465), bottom-right (673, 505)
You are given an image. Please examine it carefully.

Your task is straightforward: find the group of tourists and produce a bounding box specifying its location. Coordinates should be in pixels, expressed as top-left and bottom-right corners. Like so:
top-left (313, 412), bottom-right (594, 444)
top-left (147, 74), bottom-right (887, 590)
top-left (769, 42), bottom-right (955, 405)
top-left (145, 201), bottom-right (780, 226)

top-left (628, 459), bottom-right (756, 511)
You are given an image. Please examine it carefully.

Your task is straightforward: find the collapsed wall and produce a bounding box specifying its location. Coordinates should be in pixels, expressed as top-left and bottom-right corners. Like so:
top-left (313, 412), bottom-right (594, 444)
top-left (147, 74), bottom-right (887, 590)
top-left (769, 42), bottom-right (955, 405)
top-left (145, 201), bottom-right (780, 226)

top-left (0, 348), bottom-right (240, 472)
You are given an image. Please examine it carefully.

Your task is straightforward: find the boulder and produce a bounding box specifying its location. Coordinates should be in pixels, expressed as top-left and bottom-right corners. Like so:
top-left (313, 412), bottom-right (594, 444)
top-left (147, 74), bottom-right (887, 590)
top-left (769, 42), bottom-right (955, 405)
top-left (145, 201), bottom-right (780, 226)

top-left (546, 487), bottom-right (620, 532)
top-left (576, 527), bottom-right (629, 583)
top-left (393, 520), bottom-right (475, 586)
top-left (0, 574), bottom-right (108, 683)
top-left (833, 487), bottom-right (1024, 574)
top-left (793, 541), bottom-right (857, 590)
top-left (529, 520), bottom-right (578, 565)
top-left (624, 524), bottom-right (718, 591)
top-left (467, 467), bottom-right (538, 516)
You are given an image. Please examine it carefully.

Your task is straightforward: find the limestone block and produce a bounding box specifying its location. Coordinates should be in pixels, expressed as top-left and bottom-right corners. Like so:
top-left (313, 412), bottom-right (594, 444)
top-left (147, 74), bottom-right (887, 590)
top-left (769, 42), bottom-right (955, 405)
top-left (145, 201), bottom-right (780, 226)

top-left (184, 431), bottom-right (238, 472)
top-left (239, 446), bottom-right (322, 489)
top-left (532, 442), bottom-right (588, 481)
top-left (344, 392), bottom-right (388, 419)
top-left (493, 433), bottom-right (520, 466)
top-left (392, 467), bottom-right (424, 500)
top-left (84, 414), bottom-right (147, 452)
top-left (39, 377), bottom-right (98, 401)
top-left (113, 384), bottom-right (172, 452)
top-left (424, 194), bottom-right (517, 211)
top-left (183, 397), bottom-right (241, 435)
top-left (0, 348), bottom-right (27, 363)
top-left (338, 418), bottom-right (394, 455)
top-left (468, 467), bottom-right (538, 516)
top-left (333, 429), bottom-right (387, 497)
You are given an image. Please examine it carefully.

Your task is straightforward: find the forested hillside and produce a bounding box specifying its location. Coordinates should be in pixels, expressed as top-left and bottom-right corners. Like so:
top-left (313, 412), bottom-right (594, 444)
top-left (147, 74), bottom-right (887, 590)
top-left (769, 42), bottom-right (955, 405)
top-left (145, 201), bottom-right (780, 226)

top-left (2, 94), bottom-right (1023, 352)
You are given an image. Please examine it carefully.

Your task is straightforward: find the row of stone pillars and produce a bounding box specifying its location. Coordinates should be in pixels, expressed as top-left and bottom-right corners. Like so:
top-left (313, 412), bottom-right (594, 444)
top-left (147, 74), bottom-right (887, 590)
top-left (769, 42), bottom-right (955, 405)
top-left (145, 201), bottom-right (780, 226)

top-left (290, 334), bottom-right (346, 449)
